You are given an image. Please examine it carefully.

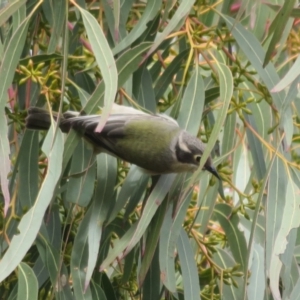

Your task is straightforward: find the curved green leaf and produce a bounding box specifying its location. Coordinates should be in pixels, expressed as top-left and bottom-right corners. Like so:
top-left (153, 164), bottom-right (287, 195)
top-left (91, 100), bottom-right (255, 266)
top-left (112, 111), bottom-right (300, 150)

top-left (177, 229), bottom-right (201, 300)
top-left (113, 0), bottom-right (162, 55)
top-left (159, 205), bottom-right (177, 293)
top-left (18, 131), bottom-right (39, 208)
top-left (77, 6), bottom-right (118, 132)
top-left (85, 154), bottom-right (117, 289)
top-left (17, 263), bottom-right (38, 300)
top-left (154, 49), bottom-right (189, 101)
top-left (241, 141), bottom-right (280, 299)
top-left (177, 65), bottom-right (205, 135)
top-left (71, 208), bottom-right (93, 299)
top-left (90, 277), bottom-right (107, 300)
top-left (197, 62), bottom-right (233, 173)
top-left (107, 166), bottom-right (149, 224)
top-left (83, 42), bottom-right (152, 114)
top-left (0, 3), bottom-right (33, 214)
top-left (0, 127), bottom-right (63, 282)
top-left (247, 244), bottom-right (265, 300)
top-left (42, 0), bottom-right (66, 53)
top-left (145, 0), bottom-right (194, 60)
top-left (139, 197), bottom-right (168, 285)
top-left (222, 15), bottom-right (285, 110)
top-left (244, 113), bottom-right (266, 180)
top-left (37, 223), bottom-right (72, 298)
top-left (124, 174), bottom-right (176, 256)
top-left (137, 68), bottom-right (156, 112)
top-left (263, 0), bottom-right (296, 67)
top-left (160, 177), bottom-right (193, 293)
top-left (266, 156), bottom-right (287, 271)
top-left (269, 174), bottom-right (300, 299)
top-left (214, 204), bottom-right (247, 269)
top-left (272, 55), bottom-right (300, 92)
top-left (213, 248), bottom-right (244, 300)
top-left (142, 245), bottom-right (160, 300)
top-left (100, 222), bottom-right (138, 271)
top-left (65, 141), bottom-right (95, 207)
top-left (0, 0), bottom-right (26, 26)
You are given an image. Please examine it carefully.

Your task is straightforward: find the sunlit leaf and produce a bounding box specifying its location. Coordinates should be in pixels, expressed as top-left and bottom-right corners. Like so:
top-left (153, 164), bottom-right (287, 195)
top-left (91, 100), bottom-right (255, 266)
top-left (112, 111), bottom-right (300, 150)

top-left (77, 5), bottom-right (118, 132)
top-left (17, 263), bottom-right (38, 300)
top-left (177, 229), bottom-right (201, 300)
top-left (0, 127), bottom-right (63, 282)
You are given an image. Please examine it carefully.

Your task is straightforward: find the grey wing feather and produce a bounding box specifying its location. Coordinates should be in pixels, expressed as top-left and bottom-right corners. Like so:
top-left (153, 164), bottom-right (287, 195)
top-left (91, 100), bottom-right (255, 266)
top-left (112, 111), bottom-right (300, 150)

top-left (62, 114), bottom-right (127, 132)
top-left (60, 114), bottom-right (132, 154)
top-left (60, 113), bottom-right (178, 154)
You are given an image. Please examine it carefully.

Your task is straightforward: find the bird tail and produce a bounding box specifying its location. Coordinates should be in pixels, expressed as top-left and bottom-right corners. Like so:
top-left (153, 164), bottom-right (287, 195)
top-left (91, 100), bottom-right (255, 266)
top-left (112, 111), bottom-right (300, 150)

top-left (25, 107), bottom-right (57, 130)
top-left (26, 107), bottom-right (81, 133)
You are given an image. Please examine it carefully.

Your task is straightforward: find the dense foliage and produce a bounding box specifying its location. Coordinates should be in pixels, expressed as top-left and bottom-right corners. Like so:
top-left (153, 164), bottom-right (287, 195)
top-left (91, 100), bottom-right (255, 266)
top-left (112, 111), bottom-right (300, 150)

top-left (0, 0), bottom-right (300, 299)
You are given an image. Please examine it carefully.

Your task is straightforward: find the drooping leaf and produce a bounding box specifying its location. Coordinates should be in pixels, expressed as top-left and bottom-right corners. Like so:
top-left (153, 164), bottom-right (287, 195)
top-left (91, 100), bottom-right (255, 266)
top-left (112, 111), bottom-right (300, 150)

top-left (0, 127), bottom-right (64, 282)
top-left (177, 229), bottom-right (201, 300)
top-left (262, 0), bottom-right (296, 67)
top-left (17, 263), bottom-right (38, 300)
top-left (177, 65), bottom-right (205, 135)
top-left (214, 203), bottom-right (247, 269)
top-left (0, 0), bottom-right (26, 26)
top-left (113, 0), bottom-right (162, 55)
top-left (77, 5), bottom-right (118, 132)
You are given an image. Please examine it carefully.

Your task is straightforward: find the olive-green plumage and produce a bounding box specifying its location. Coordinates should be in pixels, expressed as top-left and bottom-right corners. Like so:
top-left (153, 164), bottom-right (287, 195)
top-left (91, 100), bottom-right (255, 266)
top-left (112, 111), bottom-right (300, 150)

top-left (25, 106), bottom-right (219, 178)
top-left (107, 119), bottom-right (179, 173)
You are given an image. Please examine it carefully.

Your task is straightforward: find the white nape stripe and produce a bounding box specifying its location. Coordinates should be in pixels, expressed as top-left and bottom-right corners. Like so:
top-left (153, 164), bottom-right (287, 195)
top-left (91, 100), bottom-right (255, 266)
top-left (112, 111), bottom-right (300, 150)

top-left (157, 114), bottom-right (179, 126)
top-left (178, 132), bottom-right (191, 153)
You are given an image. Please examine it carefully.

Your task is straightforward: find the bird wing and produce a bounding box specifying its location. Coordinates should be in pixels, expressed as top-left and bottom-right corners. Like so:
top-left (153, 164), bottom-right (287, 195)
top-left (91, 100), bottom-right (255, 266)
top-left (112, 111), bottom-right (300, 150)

top-left (62, 113), bottom-right (178, 135)
top-left (60, 113), bottom-right (178, 156)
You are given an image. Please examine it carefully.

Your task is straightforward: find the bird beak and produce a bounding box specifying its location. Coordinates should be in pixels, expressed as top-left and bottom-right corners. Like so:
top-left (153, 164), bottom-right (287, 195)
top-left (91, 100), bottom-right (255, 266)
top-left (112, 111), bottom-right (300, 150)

top-left (205, 165), bottom-right (221, 180)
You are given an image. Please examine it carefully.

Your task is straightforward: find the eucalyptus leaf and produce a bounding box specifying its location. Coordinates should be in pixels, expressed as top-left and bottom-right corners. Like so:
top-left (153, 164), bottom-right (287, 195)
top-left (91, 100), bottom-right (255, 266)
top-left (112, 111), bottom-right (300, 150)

top-left (17, 263), bottom-right (38, 300)
top-left (77, 5), bottom-right (118, 132)
top-left (177, 229), bottom-right (201, 300)
top-left (0, 127), bottom-right (64, 282)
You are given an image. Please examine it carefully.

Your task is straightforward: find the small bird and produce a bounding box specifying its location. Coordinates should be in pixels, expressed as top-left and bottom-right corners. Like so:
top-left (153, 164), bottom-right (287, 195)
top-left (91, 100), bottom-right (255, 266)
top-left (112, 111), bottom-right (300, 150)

top-left (25, 105), bottom-right (220, 178)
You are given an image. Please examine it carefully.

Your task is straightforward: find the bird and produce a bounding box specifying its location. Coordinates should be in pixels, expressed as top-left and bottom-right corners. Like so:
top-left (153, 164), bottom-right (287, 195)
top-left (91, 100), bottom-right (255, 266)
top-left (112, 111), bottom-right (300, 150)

top-left (25, 104), bottom-right (220, 178)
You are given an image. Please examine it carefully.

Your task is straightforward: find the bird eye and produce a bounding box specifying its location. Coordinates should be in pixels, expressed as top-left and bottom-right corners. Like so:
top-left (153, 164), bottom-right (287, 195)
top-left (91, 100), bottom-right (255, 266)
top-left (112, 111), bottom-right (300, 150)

top-left (195, 155), bottom-right (201, 163)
